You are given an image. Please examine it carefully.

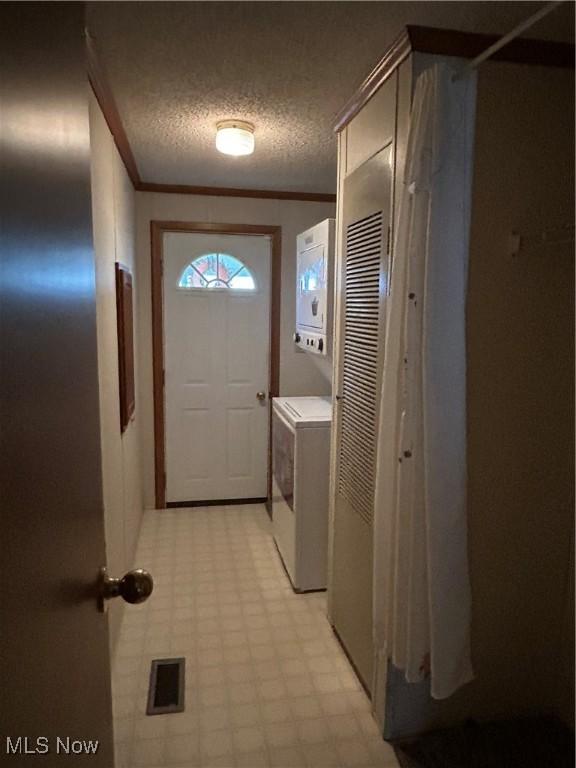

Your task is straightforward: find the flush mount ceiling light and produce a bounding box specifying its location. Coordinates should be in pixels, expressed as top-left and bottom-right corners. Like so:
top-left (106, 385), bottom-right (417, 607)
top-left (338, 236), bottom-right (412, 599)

top-left (216, 120), bottom-right (255, 157)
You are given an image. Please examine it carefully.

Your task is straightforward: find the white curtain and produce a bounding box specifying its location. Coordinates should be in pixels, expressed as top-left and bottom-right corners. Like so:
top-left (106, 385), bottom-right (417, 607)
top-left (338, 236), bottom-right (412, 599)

top-left (372, 63), bottom-right (477, 704)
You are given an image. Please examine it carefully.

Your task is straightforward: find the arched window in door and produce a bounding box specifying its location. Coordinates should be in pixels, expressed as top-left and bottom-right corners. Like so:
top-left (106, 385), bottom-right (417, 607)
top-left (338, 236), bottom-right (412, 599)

top-left (178, 253), bottom-right (256, 290)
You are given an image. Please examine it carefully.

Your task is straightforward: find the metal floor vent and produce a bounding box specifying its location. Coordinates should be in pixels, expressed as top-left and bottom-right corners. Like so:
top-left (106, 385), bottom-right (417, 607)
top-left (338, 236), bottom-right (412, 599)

top-left (146, 658), bottom-right (185, 715)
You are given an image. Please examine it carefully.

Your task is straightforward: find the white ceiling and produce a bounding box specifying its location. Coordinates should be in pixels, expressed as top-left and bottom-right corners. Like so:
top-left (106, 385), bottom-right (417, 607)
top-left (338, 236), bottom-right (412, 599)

top-left (87, 1), bottom-right (574, 194)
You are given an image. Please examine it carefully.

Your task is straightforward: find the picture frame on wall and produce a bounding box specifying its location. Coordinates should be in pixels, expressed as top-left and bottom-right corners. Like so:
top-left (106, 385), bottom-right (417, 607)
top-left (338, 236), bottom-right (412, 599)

top-left (115, 262), bottom-right (135, 432)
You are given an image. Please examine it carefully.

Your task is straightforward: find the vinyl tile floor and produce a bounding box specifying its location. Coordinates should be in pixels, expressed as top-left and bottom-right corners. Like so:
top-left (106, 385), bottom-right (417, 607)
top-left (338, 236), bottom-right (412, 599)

top-left (112, 504), bottom-right (399, 768)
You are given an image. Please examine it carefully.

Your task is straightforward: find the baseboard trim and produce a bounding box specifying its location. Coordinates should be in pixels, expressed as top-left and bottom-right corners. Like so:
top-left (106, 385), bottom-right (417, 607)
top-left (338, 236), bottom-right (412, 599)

top-left (166, 497), bottom-right (267, 508)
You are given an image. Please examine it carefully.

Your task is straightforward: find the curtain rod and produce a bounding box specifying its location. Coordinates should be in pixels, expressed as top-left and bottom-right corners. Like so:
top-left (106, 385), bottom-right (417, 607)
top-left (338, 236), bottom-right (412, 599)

top-left (453, 0), bottom-right (565, 81)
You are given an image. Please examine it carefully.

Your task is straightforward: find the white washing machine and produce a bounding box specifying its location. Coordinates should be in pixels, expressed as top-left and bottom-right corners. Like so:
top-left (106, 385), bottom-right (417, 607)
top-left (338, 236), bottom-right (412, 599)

top-left (272, 396), bottom-right (332, 592)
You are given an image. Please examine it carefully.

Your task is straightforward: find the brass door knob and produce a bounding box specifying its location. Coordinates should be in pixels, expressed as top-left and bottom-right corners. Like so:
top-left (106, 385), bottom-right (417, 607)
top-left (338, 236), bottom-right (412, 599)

top-left (256, 391), bottom-right (267, 401)
top-left (99, 566), bottom-right (153, 611)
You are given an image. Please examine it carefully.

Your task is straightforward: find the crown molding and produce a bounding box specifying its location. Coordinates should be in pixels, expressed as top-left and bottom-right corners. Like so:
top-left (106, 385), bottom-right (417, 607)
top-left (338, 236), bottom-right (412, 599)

top-left (85, 31), bottom-right (335, 203)
top-left (333, 28), bottom-right (412, 135)
top-left (86, 30), bottom-right (141, 187)
top-left (137, 182), bottom-right (335, 203)
top-left (333, 24), bottom-right (574, 133)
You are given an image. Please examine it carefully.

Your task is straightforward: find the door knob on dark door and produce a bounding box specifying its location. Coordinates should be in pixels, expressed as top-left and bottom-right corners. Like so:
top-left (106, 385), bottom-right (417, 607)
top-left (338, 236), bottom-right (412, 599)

top-left (99, 566), bottom-right (153, 611)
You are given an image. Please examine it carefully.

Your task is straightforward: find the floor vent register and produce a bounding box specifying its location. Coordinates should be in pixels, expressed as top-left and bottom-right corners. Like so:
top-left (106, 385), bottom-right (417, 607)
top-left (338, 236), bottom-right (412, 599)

top-left (146, 658), bottom-right (185, 715)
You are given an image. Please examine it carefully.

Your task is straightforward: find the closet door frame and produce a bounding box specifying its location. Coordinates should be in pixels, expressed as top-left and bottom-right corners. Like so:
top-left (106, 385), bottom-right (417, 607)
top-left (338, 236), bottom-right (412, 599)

top-left (328, 70), bottom-right (398, 695)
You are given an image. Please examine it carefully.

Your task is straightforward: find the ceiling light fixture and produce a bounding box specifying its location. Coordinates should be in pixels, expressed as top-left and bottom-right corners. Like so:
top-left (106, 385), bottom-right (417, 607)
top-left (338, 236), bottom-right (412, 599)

top-left (216, 120), bottom-right (255, 156)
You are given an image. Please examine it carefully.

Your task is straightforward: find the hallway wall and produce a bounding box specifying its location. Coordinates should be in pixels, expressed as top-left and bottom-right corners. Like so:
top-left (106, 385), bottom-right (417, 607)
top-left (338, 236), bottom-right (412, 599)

top-left (135, 192), bottom-right (335, 509)
top-left (90, 95), bottom-right (145, 648)
top-left (382, 59), bottom-right (574, 737)
top-left (464, 61), bottom-right (574, 729)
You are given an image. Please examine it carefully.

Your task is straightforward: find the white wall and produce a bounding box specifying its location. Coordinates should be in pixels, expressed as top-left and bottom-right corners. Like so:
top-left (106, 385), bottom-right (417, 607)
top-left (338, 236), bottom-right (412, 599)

top-left (90, 96), bottom-right (144, 648)
top-left (464, 61), bottom-right (574, 728)
top-left (136, 192), bottom-right (335, 509)
top-left (383, 59), bottom-right (575, 737)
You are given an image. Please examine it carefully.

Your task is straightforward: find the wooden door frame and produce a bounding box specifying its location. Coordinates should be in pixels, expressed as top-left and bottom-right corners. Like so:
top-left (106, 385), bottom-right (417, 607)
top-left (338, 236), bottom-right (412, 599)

top-left (151, 220), bottom-right (282, 509)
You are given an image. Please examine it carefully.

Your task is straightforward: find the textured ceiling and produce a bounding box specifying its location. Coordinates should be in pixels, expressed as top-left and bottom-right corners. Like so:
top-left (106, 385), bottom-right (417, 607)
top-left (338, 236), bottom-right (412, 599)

top-left (87, 1), bottom-right (574, 194)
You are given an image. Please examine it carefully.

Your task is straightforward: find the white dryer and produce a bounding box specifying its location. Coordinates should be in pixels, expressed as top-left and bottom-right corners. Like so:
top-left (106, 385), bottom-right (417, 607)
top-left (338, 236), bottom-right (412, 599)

top-left (272, 396), bottom-right (332, 592)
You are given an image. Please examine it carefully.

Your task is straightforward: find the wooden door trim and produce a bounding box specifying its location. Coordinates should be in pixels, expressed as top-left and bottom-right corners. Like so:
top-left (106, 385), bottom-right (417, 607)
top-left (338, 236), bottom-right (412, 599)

top-left (151, 220), bottom-right (282, 509)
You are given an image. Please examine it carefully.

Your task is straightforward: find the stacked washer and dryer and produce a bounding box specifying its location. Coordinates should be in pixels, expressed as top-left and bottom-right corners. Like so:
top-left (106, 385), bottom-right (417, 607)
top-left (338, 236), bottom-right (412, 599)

top-left (272, 219), bottom-right (335, 592)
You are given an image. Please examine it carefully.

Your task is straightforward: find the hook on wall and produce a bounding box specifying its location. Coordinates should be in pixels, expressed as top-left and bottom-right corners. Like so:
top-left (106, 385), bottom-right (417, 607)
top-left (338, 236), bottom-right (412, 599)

top-left (508, 226), bottom-right (574, 257)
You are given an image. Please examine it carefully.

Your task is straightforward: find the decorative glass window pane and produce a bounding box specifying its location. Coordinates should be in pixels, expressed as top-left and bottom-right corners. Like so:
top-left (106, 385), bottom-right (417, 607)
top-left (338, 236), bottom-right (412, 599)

top-left (178, 253), bottom-right (255, 290)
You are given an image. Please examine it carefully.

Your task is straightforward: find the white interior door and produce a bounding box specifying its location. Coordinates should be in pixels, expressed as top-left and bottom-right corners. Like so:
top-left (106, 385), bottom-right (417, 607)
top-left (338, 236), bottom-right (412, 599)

top-left (163, 232), bottom-right (271, 504)
top-left (3, 5), bottom-right (115, 762)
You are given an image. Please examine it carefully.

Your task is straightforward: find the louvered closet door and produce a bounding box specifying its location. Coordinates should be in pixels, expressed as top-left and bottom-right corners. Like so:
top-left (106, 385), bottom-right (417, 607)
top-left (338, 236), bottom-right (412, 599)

top-left (332, 145), bottom-right (393, 691)
top-left (339, 211), bottom-right (382, 524)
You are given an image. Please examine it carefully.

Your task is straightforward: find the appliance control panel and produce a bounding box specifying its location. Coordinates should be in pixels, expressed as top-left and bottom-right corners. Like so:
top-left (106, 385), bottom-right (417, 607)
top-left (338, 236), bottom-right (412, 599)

top-left (293, 330), bottom-right (326, 355)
